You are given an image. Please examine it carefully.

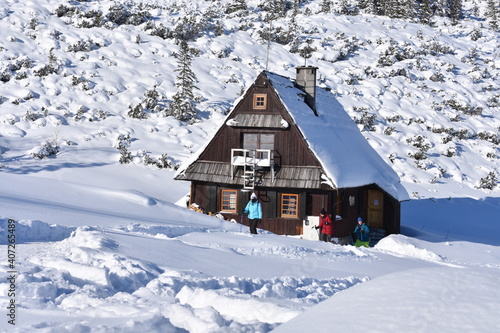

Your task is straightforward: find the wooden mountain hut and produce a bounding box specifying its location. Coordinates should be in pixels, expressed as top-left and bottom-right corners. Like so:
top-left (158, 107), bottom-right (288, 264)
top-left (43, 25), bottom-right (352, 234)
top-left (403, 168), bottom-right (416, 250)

top-left (174, 67), bottom-right (409, 241)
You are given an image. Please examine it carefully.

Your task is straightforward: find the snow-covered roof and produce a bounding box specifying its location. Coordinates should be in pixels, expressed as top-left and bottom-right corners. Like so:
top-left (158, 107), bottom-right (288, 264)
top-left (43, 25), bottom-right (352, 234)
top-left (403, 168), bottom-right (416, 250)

top-left (265, 71), bottom-right (409, 201)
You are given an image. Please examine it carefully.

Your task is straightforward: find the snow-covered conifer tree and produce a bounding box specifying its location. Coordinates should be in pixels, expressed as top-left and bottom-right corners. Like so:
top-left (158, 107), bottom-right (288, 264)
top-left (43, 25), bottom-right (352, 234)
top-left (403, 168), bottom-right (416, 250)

top-left (486, 0), bottom-right (499, 31)
top-left (419, 0), bottom-right (435, 26)
top-left (168, 40), bottom-right (198, 122)
top-left (449, 0), bottom-right (463, 25)
top-left (320, 0), bottom-right (332, 13)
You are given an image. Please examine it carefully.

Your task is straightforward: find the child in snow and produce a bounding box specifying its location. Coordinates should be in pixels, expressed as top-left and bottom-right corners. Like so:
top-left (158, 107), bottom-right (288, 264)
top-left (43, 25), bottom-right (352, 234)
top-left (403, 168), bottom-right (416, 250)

top-left (354, 217), bottom-right (370, 247)
top-left (316, 208), bottom-right (333, 242)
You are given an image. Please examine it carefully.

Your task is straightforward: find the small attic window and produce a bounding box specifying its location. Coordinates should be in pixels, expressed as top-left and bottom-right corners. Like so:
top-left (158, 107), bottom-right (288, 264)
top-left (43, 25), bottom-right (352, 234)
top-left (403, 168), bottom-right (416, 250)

top-left (253, 94), bottom-right (267, 109)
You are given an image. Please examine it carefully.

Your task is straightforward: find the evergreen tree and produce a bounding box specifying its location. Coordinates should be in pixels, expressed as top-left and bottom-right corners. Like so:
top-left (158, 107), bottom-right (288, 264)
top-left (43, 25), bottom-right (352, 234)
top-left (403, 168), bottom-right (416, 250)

top-left (320, 0), bottom-right (332, 13)
top-left (168, 40), bottom-right (198, 122)
top-left (359, 0), bottom-right (375, 14)
top-left (486, 0), bottom-right (499, 31)
top-left (376, 0), bottom-right (387, 16)
top-left (419, 0), bottom-right (435, 26)
top-left (226, 0), bottom-right (247, 14)
top-left (385, 0), bottom-right (415, 19)
top-left (339, 0), bottom-right (350, 15)
top-left (261, 0), bottom-right (288, 21)
top-left (449, 0), bottom-right (462, 25)
top-left (288, 0), bottom-right (302, 53)
top-left (362, 0), bottom-right (380, 15)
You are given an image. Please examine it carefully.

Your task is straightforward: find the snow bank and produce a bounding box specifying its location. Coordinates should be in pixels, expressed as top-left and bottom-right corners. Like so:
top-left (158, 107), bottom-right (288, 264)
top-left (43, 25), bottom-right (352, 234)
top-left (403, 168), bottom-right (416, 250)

top-left (375, 234), bottom-right (444, 262)
top-left (274, 266), bottom-right (500, 333)
top-left (0, 218), bottom-right (75, 244)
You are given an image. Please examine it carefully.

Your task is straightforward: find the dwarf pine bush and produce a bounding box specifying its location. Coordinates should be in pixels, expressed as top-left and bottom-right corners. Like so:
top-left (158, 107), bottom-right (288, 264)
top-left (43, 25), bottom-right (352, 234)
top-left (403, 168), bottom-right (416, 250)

top-left (117, 134), bottom-right (132, 164)
top-left (476, 172), bottom-right (498, 190)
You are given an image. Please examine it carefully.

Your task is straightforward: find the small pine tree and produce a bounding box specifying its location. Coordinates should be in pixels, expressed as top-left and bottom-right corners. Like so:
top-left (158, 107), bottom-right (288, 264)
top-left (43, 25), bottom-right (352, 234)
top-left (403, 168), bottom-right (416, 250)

top-left (168, 39), bottom-right (198, 122)
top-left (156, 153), bottom-right (173, 169)
top-left (287, 0), bottom-right (302, 52)
top-left (117, 134), bottom-right (132, 164)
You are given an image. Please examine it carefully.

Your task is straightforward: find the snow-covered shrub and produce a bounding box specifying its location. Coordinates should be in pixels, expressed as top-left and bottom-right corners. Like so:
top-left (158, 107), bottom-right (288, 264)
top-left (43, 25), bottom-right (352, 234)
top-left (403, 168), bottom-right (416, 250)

top-left (476, 172), bottom-right (498, 190)
top-left (225, 0), bottom-right (247, 14)
top-left (384, 126), bottom-right (396, 135)
top-left (486, 152), bottom-right (497, 159)
top-left (442, 135), bottom-right (453, 144)
top-left (156, 153), bottom-right (173, 169)
top-left (444, 99), bottom-right (482, 116)
top-left (407, 135), bottom-right (431, 160)
top-left (34, 64), bottom-right (58, 77)
top-left (0, 71), bottom-right (11, 82)
top-left (386, 115), bottom-right (402, 123)
top-left (54, 4), bottom-right (77, 17)
top-left (460, 47), bottom-right (478, 63)
top-left (23, 110), bottom-right (40, 122)
top-left (74, 106), bottom-right (88, 121)
top-left (145, 22), bottom-right (172, 40)
top-left (67, 40), bottom-right (99, 53)
top-left (71, 75), bottom-right (85, 86)
top-left (377, 40), bottom-right (416, 67)
top-left (116, 134), bottom-right (132, 164)
top-left (334, 33), bottom-right (362, 61)
top-left (128, 88), bottom-right (165, 119)
top-left (486, 95), bottom-right (499, 107)
top-left (354, 111), bottom-right (377, 131)
top-left (477, 131), bottom-right (500, 145)
top-left (28, 18), bottom-right (37, 29)
top-left (442, 147), bottom-right (457, 157)
top-left (172, 15), bottom-right (207, 41)
top-left (78, 9), bottom-right (103, 29)
top-left (30, 135), bottom-right (60, 159)
top-left (450, 128), bottom-right (470, 140)
top-left (104, 4), bottom-right (150, 27)
top-left (419, 41), bottom-right (455, 56)
top-left (429, 71), bottom-right (444, 82)
top-left (469, 28), bottom-right (482, 41)
top-left (15, 71), bottom-right (27, 80)
top-left (128, 104), bottom-right (147, 119)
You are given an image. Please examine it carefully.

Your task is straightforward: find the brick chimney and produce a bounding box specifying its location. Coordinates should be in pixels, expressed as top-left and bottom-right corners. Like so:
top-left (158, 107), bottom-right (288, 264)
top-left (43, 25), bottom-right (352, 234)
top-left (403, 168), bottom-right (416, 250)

top-left (295, 66), bottom-right (318, 115)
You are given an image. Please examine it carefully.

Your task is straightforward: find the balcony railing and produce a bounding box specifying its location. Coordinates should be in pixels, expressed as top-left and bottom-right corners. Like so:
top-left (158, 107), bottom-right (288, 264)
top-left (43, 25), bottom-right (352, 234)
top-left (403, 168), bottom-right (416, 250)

top-left (231, 149), bottom-right (272, 167)
top-left (231, 149), bottom-right (274, 189)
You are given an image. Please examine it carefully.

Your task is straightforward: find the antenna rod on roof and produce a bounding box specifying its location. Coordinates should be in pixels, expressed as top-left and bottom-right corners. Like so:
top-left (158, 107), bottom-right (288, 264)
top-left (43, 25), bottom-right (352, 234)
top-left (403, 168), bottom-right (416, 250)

top-left (266, 19), bottom-right (272, 70)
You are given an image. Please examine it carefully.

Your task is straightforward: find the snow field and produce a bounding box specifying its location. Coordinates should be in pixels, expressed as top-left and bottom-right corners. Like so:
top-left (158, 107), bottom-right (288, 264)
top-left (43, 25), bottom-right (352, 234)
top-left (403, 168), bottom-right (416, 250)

top-left (0, 219), bottom-right (367, 332)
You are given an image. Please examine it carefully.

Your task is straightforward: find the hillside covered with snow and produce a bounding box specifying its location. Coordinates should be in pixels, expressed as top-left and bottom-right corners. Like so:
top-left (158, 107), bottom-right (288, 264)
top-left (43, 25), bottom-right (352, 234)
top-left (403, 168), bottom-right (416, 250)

top-left (0, 0), bottom-right (499, 332)
top-left (0, 0), bottom-right (498, 198)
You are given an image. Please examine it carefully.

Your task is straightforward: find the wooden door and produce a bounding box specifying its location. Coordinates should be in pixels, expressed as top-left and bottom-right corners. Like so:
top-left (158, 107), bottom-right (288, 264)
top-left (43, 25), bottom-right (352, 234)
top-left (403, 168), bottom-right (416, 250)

top-left (367, 190), bottom-right (384, 228)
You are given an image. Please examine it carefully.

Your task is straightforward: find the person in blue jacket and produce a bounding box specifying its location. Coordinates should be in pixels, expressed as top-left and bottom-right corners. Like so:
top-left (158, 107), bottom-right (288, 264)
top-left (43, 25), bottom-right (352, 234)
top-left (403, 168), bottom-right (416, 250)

top-left (354, 217), bottom-right (370, 247)
top-left (243, 193), bottom-right (262, 234)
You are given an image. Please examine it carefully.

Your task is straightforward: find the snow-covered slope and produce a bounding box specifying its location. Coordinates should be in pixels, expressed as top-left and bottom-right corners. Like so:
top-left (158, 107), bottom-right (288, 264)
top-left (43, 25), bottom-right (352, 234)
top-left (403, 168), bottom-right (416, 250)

top-left (0, 0), bottom-right (499, 331)
top-left (0, 0), bottom-right (498, 198)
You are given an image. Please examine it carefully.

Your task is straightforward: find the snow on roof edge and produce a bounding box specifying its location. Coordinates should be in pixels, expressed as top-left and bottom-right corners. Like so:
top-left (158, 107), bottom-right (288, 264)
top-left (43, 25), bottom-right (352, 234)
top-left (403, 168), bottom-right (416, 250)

top-left (266, 71), bottom-right (409, 201)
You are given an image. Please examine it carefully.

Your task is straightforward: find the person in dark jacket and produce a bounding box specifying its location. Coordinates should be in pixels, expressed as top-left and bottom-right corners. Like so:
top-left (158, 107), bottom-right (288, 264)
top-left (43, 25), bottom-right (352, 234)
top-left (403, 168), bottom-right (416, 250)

top-left (243, 192), bottom-right (262, 234)
top-left (354, 217), bottom-right (370, 247)
top-left (316, 209), bottom-right (333, 242)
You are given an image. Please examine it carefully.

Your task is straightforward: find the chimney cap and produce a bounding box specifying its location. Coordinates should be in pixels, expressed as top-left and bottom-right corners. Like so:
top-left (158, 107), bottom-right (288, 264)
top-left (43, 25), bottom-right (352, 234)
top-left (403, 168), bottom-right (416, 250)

top-left (295, 65), bottom-right (319, 70)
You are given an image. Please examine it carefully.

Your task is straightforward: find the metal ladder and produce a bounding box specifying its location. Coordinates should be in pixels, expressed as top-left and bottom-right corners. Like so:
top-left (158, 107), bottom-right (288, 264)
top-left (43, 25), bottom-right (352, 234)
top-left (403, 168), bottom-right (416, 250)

top-left (242, 154), bottom-right (256, 190)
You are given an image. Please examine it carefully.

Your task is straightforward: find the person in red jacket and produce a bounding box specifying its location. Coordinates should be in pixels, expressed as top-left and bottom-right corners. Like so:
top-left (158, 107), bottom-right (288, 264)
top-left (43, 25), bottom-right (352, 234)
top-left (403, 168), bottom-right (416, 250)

top-left (316, 209), bottom-right (334, 242)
